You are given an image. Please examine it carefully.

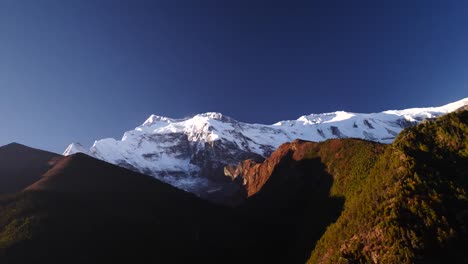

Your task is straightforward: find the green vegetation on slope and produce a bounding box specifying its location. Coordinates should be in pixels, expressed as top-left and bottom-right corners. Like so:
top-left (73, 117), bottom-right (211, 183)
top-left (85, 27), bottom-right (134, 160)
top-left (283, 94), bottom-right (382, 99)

top-left (309, 110), bottom-right (468, 263)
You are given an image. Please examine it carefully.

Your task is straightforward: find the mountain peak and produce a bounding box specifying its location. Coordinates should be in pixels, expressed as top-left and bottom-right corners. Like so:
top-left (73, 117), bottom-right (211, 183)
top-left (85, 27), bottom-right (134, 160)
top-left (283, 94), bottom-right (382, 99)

top-left (0, 142), bottom-right (23, 148)
top-left (142, 114), bottom-right (176, 126)
top-left (63, 143), bottom-right (90, 156)
top-left (196, 112), bottom-right (224, 119)
top-left (0, 142), bottom-right (58, 155)
top-left (193, 112), bottom-right (237, 123)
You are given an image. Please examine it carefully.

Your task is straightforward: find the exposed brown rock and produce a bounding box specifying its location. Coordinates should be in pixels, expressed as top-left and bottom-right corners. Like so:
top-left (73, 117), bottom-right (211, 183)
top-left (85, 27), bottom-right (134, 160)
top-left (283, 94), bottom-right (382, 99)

top-left (225, 139), bottom-right (320, 197)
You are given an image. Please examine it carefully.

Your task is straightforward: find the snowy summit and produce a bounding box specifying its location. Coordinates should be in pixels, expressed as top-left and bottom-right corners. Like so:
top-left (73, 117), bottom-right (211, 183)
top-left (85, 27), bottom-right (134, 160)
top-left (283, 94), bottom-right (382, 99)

top-left (64, 97), bottom-right (468, 197)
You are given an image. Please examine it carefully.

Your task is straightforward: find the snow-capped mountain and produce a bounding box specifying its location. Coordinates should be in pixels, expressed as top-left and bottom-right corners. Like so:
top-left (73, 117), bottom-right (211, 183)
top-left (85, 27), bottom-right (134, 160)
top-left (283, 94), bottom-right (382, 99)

top-left (64, 98), bottom-right (468, 200)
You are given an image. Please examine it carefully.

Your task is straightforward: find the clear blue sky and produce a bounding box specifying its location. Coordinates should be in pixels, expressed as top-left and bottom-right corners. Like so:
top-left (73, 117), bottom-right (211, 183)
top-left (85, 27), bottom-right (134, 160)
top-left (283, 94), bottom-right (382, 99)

top-left (0, 0), bottom-right (467, 153)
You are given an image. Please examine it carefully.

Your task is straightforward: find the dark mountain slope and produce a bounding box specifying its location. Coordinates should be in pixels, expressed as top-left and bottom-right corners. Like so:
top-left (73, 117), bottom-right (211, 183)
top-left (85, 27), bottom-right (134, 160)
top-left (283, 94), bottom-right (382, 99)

top-left (0, 143), bottom-right (61, 194)
top-left (0, 153), bottom-right (232, 264)
top-left (26, 153), bottom-right (200, 197)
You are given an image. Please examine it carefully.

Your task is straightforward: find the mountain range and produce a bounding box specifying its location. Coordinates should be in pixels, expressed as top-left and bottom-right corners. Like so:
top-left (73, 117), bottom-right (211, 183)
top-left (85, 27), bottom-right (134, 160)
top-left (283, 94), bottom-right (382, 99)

top-left (0, 98), bottom-right (467, 263)
top-left (0, 100), bottom-right (468, 264)
top-left (64, 98), bottom-right (468, 204)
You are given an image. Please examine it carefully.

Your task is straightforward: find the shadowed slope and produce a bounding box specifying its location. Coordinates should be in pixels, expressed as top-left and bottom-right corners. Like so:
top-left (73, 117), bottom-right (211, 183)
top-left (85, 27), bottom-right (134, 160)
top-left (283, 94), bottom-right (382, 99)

top-left (226, 139), bottom-right (386, 264)
top-left (26, 152), bottom-right (198, 198)
top-left (0, 143), bottom-right (61, 195)
top-left (1, 152), bottom-right (228, 264)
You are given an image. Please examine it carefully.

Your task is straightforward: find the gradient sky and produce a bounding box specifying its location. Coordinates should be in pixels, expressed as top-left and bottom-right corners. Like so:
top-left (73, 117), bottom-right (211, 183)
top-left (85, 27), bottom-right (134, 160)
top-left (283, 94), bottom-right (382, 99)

top-left (0, 0), bottom-right (467, 153)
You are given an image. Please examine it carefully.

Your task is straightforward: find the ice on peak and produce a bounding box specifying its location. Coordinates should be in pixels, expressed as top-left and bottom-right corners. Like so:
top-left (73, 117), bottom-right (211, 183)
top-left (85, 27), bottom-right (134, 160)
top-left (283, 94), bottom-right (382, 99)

top-left (142, 114), bottom-right (175, 126)
top-left (63, 142), bottom-right (90, 156)
top-left (198, 112), bottom-right (223, 118)
top-left (195, 112), bottom-right (236, 123)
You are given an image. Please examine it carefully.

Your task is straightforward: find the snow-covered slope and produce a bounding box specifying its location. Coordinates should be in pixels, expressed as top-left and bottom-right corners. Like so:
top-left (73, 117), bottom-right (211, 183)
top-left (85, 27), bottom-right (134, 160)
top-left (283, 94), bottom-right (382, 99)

top-left (64, 98), bottom-right (468, 199)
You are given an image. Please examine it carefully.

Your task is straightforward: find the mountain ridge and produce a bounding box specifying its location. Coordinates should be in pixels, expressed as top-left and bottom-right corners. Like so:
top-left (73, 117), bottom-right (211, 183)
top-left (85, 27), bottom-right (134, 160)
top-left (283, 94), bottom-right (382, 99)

top-left (63, 98), bottom-right (468, 201)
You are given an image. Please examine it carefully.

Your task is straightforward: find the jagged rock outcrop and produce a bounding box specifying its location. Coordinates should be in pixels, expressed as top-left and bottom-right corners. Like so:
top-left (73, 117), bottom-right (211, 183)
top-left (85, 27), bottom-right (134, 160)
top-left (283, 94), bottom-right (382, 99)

top-left (225, 139), bottom-right (319, 197)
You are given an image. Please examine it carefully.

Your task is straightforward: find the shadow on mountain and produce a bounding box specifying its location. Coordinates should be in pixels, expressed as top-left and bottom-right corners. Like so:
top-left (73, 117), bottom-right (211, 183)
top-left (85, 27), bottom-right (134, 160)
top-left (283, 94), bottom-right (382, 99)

top-left (0, 153), bottom-right (228, 264)
top-left (230, 154), bottom-right (345, 264)
top-left (0, 191), bottom-right (220, 264)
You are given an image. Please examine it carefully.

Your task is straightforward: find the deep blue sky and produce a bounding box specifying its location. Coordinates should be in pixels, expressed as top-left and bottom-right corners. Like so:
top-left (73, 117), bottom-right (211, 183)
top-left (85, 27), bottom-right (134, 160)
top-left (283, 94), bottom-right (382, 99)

top-left (0, 0), bottom-right (467, 153)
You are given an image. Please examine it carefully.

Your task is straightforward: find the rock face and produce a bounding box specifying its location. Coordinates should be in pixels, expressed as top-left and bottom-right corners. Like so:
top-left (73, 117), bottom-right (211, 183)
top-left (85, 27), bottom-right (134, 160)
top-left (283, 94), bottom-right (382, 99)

top-left (224, 139), bottom-right (319, 197)
top-left (63, 98), bottom-right (468, 201)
